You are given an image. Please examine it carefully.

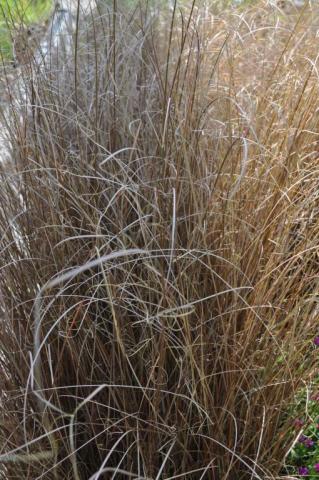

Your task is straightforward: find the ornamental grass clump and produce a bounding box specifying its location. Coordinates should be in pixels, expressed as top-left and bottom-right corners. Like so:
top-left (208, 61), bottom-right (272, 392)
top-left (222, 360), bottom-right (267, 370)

top-left (0, 1), bottom-right (319, 479)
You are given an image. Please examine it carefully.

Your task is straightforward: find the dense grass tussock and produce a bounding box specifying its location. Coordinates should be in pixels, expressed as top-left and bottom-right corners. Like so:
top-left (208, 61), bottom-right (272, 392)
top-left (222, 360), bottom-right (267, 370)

top-left (0, 1), bottom-right (318, 478)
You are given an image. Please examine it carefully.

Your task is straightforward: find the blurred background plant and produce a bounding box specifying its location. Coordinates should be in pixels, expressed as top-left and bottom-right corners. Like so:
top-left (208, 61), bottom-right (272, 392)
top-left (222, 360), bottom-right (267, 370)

top-left (0, 0), bottom-right (52, 58)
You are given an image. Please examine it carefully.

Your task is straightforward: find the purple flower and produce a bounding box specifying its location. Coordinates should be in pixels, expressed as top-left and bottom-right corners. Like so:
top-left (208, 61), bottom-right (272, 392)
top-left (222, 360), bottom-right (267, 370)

top-left (314, 464), bottom-right (319, 473)
top-left (298, 434), bottom-right (307, 443)
top-left (298, 435), bottom-right (314, 447)
top-left (314, 336), bottom-right (319, 346)
top-left (304, 438), bottom-right (314, 448)
top-left (298, 466), bottom-right (309, 476)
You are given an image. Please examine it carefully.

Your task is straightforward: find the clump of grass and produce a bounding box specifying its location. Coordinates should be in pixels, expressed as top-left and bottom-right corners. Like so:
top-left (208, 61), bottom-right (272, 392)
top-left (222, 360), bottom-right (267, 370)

top-left (0, 1), bottom-right (318, 478)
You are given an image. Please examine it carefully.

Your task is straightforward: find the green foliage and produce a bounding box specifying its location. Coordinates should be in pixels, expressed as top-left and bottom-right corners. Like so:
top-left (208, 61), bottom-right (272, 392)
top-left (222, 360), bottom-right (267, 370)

top-left (0, 22), bottom-right (11, 56)
top-left (286, 374), bottom-right (319, 478)
top-left (0, 0), bottom-right (51, 23)
top-left (0, 0), bottom-right (52, 58)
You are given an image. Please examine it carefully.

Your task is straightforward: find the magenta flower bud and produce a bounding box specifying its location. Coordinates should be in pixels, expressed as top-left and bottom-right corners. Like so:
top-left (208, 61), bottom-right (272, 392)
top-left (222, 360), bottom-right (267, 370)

top-left (314, 335), bottom-right (319, 346)
top-left (314, 464), bottom-right (319, 473)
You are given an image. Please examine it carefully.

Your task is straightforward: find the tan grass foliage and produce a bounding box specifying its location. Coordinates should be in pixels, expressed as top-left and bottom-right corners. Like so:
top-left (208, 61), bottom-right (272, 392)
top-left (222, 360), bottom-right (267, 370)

top-left (0, 1), bottom-right (318, 478)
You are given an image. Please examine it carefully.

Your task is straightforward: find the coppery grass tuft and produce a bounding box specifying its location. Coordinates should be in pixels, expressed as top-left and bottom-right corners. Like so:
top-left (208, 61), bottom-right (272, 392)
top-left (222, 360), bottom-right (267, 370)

top-left (0, 1), bottom-right (318, 478)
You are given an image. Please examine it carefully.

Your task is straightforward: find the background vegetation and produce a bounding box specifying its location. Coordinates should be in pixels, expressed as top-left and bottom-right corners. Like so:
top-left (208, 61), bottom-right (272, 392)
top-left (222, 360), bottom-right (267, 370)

top-left (0, 0), bottom-right (318, 479)
top-left (0, 0), bottom-right (52, 58)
